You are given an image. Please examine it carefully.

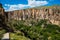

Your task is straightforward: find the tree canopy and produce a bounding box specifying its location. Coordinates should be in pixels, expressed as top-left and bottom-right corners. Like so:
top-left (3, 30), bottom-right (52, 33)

top-left (0, 3), bottom-right (3, 8)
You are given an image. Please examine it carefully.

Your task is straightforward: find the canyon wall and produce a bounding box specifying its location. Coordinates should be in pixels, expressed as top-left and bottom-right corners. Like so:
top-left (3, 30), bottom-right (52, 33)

top-left (0, 5), bottom-right (60, 25)
top-left (8, 6), bottom-right (60, 25)
top-left (0, 8), bottom-right (4, 15)
top-left (0, 4), bottom-right (60, 25)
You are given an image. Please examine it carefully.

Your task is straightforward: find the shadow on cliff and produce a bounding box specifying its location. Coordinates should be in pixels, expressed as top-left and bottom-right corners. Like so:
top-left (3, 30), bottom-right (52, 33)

top-left (0, 14), bottom-right (14, 32)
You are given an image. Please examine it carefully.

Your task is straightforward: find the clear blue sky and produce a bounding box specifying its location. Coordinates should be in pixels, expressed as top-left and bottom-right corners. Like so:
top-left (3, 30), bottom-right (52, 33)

top-left (0, 0), bottom-right (60, 11)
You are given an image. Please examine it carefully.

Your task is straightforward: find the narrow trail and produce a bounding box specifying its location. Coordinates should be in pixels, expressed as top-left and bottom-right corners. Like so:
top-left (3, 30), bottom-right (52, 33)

top-left (2, 33), bottom-right (9, 40)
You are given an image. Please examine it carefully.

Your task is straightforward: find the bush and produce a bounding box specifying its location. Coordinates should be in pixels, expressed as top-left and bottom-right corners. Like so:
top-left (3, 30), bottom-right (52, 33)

top-left (0, 29), bottom-right (6, 39)
top-left (10, 33), bottom-right (30, 40)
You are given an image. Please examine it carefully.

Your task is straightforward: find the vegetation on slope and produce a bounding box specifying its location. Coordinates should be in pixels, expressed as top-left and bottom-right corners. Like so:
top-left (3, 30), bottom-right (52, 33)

top-left (9, 19), bottom-right (60, 40)
top-left (33, 5), bottom-right (60, 9)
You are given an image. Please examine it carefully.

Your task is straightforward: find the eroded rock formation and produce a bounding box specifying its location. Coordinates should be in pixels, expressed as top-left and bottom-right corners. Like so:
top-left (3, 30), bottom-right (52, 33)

top-left (0, 5), bottom-right (60, 25)
top-left (7, 6), bottom-right (60, 25)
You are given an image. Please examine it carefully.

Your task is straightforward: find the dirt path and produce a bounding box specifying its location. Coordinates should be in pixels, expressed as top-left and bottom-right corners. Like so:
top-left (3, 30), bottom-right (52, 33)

top-left (2, 33), bottom-right (9, 40)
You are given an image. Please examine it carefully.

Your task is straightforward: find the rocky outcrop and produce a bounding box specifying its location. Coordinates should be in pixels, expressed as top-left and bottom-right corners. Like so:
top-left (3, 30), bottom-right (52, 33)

top-left (0, 8), bottom-right (4, 15)
top-left (0, 3), bottom-right (4, 15)
top-left (2, 33), bottom-right (9, 40)
top-left (7, 6), bottom-right (60, 25)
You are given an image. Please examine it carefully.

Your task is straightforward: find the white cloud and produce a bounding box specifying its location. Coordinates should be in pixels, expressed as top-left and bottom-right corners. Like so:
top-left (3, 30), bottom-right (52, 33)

top-left (5, 4), bottom-right (28, 11)
top-left (28, 0), bottom-right (48, 7)
top-left (4, 0), bottom-right (48, 11)
top-left (5, 4), bottom-right (10, 6)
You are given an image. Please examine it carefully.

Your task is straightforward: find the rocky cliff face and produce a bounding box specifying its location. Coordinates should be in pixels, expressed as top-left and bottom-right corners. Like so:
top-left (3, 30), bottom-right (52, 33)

top-left (0, 8), bottom-right (4, 15)
top-left (6, 6), bottom-right (60, 25)
top-left (0, 3), bottom-right (4, 15)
